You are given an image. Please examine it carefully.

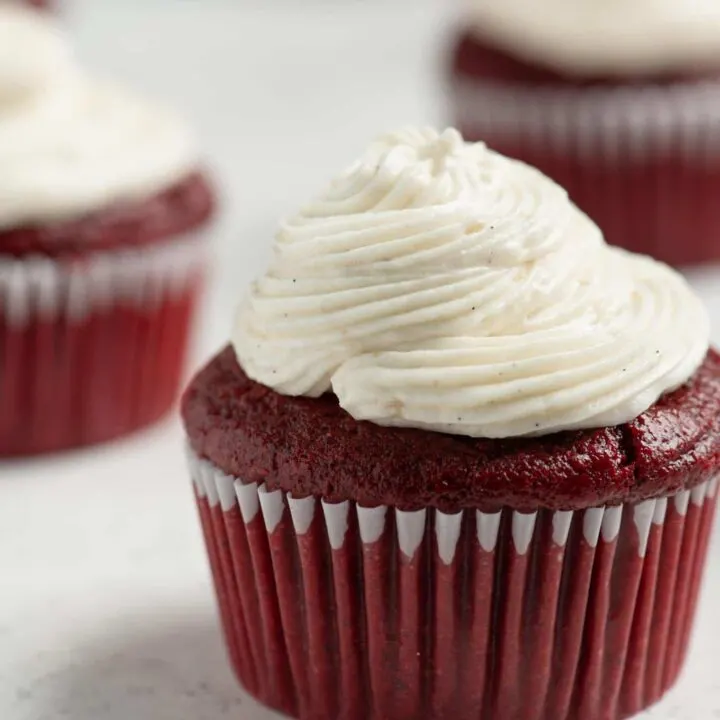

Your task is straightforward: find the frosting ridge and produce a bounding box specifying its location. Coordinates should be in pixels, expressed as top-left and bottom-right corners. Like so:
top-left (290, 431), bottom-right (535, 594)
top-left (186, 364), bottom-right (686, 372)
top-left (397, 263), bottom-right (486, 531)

top-left (233, 127), bottom-right (709, 438)
top-left (0, 5), bottom-right (198, 228)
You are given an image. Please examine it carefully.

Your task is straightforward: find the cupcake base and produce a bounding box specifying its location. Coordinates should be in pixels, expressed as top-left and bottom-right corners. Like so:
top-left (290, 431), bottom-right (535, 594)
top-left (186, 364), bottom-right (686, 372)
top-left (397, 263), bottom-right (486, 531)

top-left (0, 238), bottom-right (205, 456)
top-left (187, 448), bottom-right (718, 720)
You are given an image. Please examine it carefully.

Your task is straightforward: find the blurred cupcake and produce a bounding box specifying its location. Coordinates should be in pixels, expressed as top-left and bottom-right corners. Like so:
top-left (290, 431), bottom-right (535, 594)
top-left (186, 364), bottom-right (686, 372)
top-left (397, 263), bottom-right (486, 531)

top-left (0, 7), bottom-right (214, 456)
top-left (449, 1), bottom-right (720, 267)
top-left (182, 128), bottom-right (719, 720)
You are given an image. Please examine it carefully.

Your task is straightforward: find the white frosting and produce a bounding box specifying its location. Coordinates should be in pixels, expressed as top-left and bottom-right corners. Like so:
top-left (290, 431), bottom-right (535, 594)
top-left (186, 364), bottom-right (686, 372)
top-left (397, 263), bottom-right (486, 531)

top-left (0, 6), bottom-right (197, 229)
top-left (233, 127), bottom-right (709, 439)
top-left (465, 0), bottom-right (720, 75)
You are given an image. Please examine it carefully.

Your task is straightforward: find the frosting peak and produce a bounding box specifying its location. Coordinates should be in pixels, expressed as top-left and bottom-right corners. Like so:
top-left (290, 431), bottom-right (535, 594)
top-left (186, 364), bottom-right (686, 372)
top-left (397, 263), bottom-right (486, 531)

top-left (233, 127), bottom-right (709, 438)
top-left (0, 6), bottom-right (198, 229)
top-left (408, 127), bottom-right (463, 170)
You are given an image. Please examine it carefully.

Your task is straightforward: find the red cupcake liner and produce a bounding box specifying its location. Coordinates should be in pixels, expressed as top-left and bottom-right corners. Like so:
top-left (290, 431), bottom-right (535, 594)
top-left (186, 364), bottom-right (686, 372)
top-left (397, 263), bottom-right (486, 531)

top-left (450, 76), bottom-right (720, 267)
top-left (187, 448), bottom-right (718, 720)
top-left (0, 238), bottom-right (205, 456)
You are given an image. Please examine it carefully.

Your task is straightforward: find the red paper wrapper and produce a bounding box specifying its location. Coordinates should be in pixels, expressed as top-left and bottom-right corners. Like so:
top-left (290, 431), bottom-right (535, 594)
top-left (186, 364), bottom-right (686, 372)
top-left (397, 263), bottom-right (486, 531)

top-left (187, 448), bottom-right (718, 720)
top-left (450, 73), bottom-right (720, 267)
top-left (0, 238), bottom-right (205, 456)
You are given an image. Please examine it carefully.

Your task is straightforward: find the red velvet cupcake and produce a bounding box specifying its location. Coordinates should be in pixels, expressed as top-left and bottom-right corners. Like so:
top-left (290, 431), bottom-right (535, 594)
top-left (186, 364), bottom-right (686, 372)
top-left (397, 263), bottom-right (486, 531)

top-left (0, 8), bottom-right (215, 455)
top-left (182, 128), bottom-right (719, 720)
top-left (449, 1), bottom-right (720, 267)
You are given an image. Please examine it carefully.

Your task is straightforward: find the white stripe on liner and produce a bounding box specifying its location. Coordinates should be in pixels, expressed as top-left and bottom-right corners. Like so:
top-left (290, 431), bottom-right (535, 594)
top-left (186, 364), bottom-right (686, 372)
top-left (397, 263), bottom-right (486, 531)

top-left (322, 500), bottom-right (350, 551)
top-left (199, 464), bottom-right (220, 508)
top-left (396, 509), bottom-right (427, 560)
top-left (436, 511), bottom-right (463, 565)
top-left (215, 471), bottom-right (237, 512)
top-left (691, 482), bottom-right (708, 507)
top-left (708, 478), bottom-right (719, 499)
top-left (477, 511), bottom-right (502, 553)
top-left (601, 506), bottom-right (623, 544)
top-left (512, 512), bottom-right (537, 556)
top-left (66, 270), bottom-right (90, 321)
top-left (86, 257), bottom-right (116, 309)
top-left (583, 507), bottom-right (605, 547)
top-left (24, 257), bottom-right (59, 320)
top-left (674, 490), bottom-right (691, 517)
top-left (289, 495), bottom-right (316, 535)
top-left (633, 500), bottom-right (656, 558)
top-left (3, 264), bottom-right (32, 327)
top-left (258, 485), bottom-right (285, 534)
top-left (185, 444), bottom-right (206, 499)
top-left (235, 480), bottom-right (260, 524)
top-left (552, 511), bottom-right (573, 547)
top-left (653, 498), bottom-right (668, 526)
top-left (357, 505), bottom-right (387, 545)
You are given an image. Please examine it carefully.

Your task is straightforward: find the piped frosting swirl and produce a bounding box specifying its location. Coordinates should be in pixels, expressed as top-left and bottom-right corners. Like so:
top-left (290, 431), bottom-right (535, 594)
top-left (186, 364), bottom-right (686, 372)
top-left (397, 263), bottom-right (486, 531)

top-left (233, 127), bottom-right (709, 438)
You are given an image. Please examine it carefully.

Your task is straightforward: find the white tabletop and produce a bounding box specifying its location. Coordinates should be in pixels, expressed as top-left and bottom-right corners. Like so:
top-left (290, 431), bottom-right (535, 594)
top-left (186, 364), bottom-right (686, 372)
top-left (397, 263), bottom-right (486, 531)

top-left (1, 2), bottom-right (719, 719)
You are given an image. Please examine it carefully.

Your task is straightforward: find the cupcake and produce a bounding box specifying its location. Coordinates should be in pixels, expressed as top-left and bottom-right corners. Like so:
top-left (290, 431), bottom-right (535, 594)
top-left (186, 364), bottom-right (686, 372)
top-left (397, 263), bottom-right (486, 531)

top-left (449, 1), bottom-right (720, 267)
top-left (182, 128), bottom-right (719, 720)
top-left (0, 7), bottom-right (214, 456)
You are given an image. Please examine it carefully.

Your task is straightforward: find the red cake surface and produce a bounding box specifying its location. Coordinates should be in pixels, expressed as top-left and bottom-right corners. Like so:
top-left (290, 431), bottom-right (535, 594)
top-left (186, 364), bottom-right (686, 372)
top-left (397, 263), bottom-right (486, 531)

top-left (0, 171), bottom-right (214, 258)
top-left (182, 346), bottom-right (720, 513)
top-left (452, 30), bottom-right (715, 85)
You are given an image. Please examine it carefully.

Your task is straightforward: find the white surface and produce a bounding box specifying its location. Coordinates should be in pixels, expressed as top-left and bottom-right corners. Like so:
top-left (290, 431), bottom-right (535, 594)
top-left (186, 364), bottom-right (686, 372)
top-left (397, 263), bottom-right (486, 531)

top-left (0, 2), bottom-right (719, 719)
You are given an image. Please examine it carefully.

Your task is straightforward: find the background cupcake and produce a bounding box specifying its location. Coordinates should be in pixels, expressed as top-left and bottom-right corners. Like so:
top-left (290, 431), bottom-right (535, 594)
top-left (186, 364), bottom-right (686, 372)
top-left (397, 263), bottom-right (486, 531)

top-left (449, 0), bottom-right (720, 267)
top-left (0, 6), bottom-right (215, 456)
top-left (182, 128), bottom-right (719, 720)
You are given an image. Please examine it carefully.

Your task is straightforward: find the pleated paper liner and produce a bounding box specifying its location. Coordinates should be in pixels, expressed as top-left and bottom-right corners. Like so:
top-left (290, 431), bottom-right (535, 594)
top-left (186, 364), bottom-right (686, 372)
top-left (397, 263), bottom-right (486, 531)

top-left (187, 448), bottom-right (718, 720)
top-left (450, 77), bottom-right (720, 267)
top-left (0, 237), bottom-right (205, 456)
